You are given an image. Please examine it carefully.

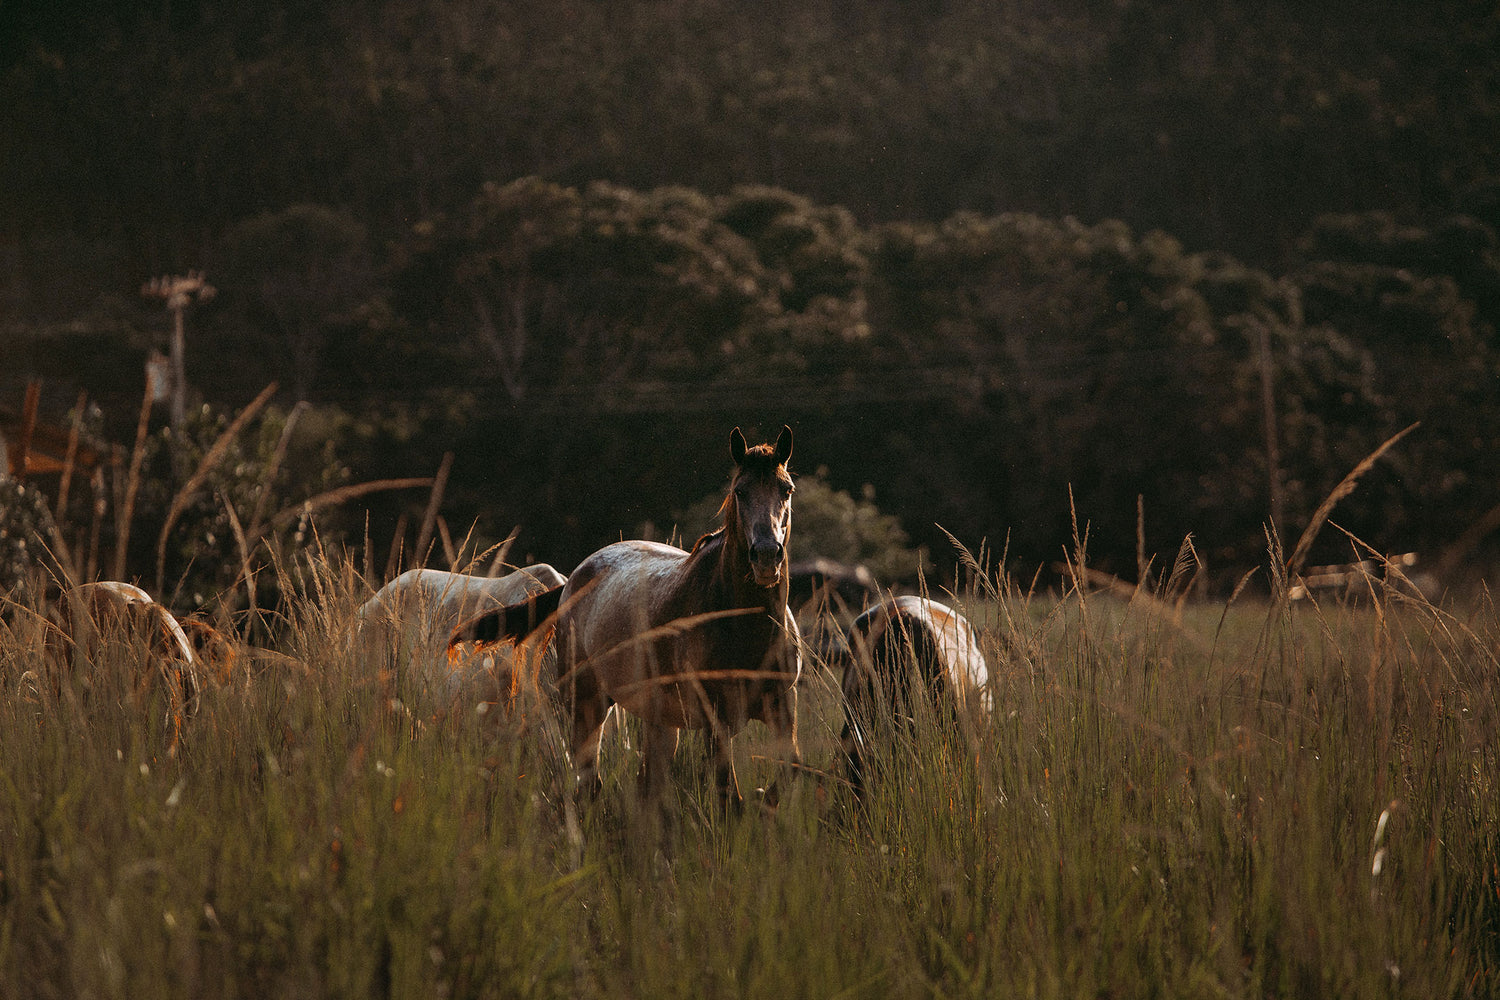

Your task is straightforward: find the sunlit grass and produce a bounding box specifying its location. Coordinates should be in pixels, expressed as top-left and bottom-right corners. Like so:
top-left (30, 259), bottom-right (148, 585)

top-left (1, 549), bottom-right (1496, 998)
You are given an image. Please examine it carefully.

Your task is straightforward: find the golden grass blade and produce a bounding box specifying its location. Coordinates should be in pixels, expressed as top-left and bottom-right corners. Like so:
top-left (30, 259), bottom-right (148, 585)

top-left (86, 465), bottom-right (105, 581)
top-left (363, 510), bottom-right (375, 586)
top-left (252, 478), bottom-right (436, 544)
top-left (1286, 422), bottom-right (1419, 581)
top-left (385, 512), bottom-right (409, 580)
top-left (114, 370), bottom-right (157, 581)
top-left (437, 516), bottom-right (458, 569)
top-left (246, 399), bottom-right (308, 540)
top-left (485, 529), bottom-right (519, 578)
top-left (936, 523), bottom-right (985, 581)
top-left (413, 451), bottom-right (454, 568)
top-left (12, 379), bottom-right (40, 481)
top-left (1136, 494), bottom-right (1148, 590)
top-left (155, 383), bottom-right (278, 594)
top-left (54, 389), bottom-right (87, 521)
top-left (1165, 534), bottom-right (1202, 611)
top-left (221, 489), bottom-right (257, 623)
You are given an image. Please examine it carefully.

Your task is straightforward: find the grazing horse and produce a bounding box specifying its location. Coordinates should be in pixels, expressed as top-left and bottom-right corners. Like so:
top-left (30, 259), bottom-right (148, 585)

top-left (358, 566), bottom-right (567, 712)
top-left (838, 595), bottom-right (989, 792)
top-left (464, 426), bottom-right (802, 809)
top-left (176, 616), bottom-right (243, 687)
top-left (43, 581), bottom-right (202, 749)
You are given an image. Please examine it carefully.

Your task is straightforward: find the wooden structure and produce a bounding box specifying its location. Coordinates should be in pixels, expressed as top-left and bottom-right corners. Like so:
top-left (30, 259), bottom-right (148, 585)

top-left (0, 381), bottom-right (103, 480)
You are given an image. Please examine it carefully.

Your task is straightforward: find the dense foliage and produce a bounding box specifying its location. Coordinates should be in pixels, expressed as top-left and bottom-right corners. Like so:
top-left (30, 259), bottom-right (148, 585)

top-left (3, 0), bottom-right (1498, 588)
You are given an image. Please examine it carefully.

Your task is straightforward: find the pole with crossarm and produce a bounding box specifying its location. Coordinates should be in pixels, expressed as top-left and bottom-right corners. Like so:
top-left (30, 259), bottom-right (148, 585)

top-left (142, 272), bottom-right (216, 430)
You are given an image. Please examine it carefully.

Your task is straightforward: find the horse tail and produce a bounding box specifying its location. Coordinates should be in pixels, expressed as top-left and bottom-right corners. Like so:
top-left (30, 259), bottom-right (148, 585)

top-left (449, 584), bottom-right (564, 648)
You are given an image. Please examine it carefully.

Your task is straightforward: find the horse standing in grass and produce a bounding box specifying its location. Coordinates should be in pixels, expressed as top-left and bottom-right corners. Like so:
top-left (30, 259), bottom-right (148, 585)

top-left (839, 595), bottom-right (989, 793)
top-left (463, 426), bottom-right (802, 809)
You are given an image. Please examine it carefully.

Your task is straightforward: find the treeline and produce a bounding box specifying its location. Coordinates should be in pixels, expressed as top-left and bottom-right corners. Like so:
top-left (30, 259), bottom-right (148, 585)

top-left (10, 178), bottom-right (1499, 588)
top-left (3, 0), bottom-right (1499, 588)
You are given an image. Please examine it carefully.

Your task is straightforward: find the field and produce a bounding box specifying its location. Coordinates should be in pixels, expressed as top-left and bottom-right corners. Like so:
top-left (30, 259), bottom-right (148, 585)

top-left (2, 553), bottom-right (1498, 999)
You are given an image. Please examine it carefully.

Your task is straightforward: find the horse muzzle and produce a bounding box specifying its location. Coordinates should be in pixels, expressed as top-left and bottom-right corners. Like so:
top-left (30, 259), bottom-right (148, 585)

top-left (748, 540), bottom-right (785, 587)
top-left (749, 563), bottom-right (783, 587)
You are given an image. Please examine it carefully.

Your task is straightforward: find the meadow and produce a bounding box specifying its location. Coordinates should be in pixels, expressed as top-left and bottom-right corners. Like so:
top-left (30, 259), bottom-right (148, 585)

top-left (1, 546), bottom-right (1497, 999)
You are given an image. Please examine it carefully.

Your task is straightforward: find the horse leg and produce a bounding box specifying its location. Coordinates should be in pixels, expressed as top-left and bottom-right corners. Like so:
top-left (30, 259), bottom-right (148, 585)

top-left (705, 723), bottom-right (742, 814)
top-left (560, 661), bottom-right (612, 796)
top-left (758, 686), bottom-right (801, 808)
top-left (637, 721), bottom-right (680, 803)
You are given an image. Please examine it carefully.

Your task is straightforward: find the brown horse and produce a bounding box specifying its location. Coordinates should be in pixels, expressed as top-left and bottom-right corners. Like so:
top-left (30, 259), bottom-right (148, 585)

top-left (462, 426), bottom-right (802, 809)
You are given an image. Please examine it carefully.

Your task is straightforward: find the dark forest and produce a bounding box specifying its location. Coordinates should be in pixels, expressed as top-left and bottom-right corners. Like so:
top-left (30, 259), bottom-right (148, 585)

top-left (4, 0), bottom-right (1498, 597)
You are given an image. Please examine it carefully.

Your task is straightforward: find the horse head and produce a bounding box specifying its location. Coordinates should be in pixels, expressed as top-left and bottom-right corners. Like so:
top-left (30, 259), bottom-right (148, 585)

top-left (727, 424), bottom-right (795, 587)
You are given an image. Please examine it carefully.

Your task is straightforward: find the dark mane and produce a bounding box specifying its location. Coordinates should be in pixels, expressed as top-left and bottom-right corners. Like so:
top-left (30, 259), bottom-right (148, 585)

top-left (734, 442), bottom-right (790, 480)
top-left (688, 525), bottom-right (726, 555)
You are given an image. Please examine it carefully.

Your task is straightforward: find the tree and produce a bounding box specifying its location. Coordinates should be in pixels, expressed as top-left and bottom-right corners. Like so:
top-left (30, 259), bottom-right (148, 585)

top-left (217, 205), bottom-right (376, 402)
top-left (1289, 209), bottom-right (1500, 561)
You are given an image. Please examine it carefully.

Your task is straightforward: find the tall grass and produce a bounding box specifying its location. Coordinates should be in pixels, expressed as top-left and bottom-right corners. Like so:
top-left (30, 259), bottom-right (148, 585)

top-left (1, 544), bottom-right (1496, 998)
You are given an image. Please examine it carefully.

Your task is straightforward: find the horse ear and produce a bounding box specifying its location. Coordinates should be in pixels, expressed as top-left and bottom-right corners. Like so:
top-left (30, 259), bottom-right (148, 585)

top-left (730, 427), bottom-right (748, 466)
top-left (774, 424), bottom-right (793, 465)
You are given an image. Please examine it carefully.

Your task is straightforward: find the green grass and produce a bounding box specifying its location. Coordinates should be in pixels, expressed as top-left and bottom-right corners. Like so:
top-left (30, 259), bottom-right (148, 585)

top-left (2, 556), bottom-right (1497, 999)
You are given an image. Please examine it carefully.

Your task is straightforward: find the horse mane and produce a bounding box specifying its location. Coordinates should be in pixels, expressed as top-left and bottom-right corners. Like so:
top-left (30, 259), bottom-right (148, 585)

top-left (735, 442), bottom-right (785, 475)
top-left (688, 525), bottom-right (726, 555)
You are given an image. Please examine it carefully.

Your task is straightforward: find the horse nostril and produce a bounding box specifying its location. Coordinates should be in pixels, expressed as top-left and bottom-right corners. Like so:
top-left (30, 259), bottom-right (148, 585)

top-left (752, 538), bottom-right (781, 565)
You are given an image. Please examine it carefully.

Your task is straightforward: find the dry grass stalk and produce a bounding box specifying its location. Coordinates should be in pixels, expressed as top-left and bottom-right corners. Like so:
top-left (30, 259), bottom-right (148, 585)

top-left (1286, 422), bottom-right (1419, 582)
top-left (113, 372), bottom-right (156, 581)
top-left (221, 491), bottom-right (257, 622)
top-left (385, 512), bottom-right (410, 581)
top-left (253, 478), bottom-right (435, 544)
top-left (1066, 484), bottom-right (1089, 595)
top-left (437, 516), bottom-right (458, 569)
top-left (53, 389), bottom-right (87, 520)
top-left (413, 451), bottom-right (454, 568)
top-left (936, 523), bottom-right (986, 585)
top-left (154, 382), bottom-right (278, 594)
top-left (363, 511), bottom-right (376, 585)
top-left (1136, 494), bottom-right (1148, 589)
top-left (246, 399), bottom-right (308, 540)
top-left (1163, 534), bottom-right (1203, 611)
top-left (485, 530), bottom-right (519, 578)
top-left (86, 466), bottom-right (105, 581)
top-left (11, 380), bottom-right (40, 480)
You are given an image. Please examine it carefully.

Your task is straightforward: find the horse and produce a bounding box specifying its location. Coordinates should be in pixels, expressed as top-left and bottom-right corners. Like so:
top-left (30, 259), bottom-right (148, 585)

top-left (357, 565), bottom-right (567, 714)
top-left (838, 594), bottom-right (990, 793)
top-left (175, 615), bottom-right (243, 688)
top-left (41, 581), bottom-right (203, 751)
top-left (460, 425), bottom-right (802, 810)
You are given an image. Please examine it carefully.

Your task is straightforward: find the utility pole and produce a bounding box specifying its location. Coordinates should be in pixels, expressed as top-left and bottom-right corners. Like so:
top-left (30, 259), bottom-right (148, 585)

top-left (142, 272), bottom-right (216, 430)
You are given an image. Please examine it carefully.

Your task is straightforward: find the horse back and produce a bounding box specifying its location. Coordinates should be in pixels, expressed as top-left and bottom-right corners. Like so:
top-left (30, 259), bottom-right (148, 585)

top-left (559, 540), bottom-right (691, 661)
top-left (844, 596), bottom-right (988, 712)
top-left (560, 538), bottom-right (797, 730)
